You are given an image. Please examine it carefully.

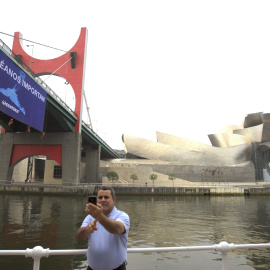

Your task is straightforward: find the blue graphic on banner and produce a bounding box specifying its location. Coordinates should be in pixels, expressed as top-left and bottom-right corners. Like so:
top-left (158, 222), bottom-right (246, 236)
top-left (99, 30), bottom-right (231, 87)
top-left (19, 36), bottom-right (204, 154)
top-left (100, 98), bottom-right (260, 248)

top-left (0, 50), bottom-right (47, 132)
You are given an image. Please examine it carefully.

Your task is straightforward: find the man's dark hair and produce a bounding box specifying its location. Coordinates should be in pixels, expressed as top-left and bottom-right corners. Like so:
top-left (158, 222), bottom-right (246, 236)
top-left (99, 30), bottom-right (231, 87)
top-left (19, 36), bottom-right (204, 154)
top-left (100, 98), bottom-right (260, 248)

top-left (99, 186), bottom-right (116, 198)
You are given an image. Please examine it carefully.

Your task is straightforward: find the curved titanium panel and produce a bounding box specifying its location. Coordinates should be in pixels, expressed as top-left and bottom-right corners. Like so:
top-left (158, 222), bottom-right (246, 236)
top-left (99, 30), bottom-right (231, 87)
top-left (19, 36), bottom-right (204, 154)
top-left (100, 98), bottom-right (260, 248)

top-left (208, 133), bottom-right (252, 148)
top-left (233, 124), bottom-right (263, 142)
top-left (243, 113), bottom-right (263, 128)
top-left (123, 134), bottom-right (252, 166)
top-left (156, 131), bottom-right (211, 151)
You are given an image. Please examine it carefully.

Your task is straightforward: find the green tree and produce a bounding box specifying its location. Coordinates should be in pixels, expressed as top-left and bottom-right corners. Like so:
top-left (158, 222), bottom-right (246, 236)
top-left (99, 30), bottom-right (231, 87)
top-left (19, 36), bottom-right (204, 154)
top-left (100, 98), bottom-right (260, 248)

top-left (130, 173), bottom-right (139, 187)
top-left (168, 173), bottom-right (176, 187)
top-left (106, 171), bottom-right (119, 184)
top-left (149, 173), bottom-right (158, 186)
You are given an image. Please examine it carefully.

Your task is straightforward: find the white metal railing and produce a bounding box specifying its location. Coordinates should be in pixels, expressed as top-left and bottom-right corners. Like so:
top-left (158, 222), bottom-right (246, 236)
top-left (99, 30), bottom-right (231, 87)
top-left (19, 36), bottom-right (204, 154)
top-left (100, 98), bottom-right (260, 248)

top-left (1, 242), bottom-right (270, 270)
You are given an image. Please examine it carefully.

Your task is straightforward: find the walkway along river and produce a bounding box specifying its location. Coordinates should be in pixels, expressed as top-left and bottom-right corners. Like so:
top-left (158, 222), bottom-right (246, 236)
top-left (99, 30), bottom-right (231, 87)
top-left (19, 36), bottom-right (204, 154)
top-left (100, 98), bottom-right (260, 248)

top-left (1, 182), bottom-right (270, 196)
top-left (0, 192), bottom-right (270, 269)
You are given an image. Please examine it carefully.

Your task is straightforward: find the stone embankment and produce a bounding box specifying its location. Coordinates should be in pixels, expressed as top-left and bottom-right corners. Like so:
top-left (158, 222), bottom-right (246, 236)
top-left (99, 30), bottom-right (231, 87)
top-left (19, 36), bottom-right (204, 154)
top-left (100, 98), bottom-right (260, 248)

top-left (1, 183), bottom-right (270, 196)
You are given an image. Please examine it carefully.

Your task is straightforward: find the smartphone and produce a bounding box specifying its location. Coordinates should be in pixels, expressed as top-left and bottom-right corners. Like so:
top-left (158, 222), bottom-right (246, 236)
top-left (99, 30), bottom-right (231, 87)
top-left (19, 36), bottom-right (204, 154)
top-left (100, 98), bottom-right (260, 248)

top-left (88, 195), bottom-right (97, 205)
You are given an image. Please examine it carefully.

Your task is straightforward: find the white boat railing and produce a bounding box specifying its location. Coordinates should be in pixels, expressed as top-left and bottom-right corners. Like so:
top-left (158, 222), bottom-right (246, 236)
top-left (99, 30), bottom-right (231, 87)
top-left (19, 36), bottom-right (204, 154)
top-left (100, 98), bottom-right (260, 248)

top-left (1, 241), bottom-right (270, 270)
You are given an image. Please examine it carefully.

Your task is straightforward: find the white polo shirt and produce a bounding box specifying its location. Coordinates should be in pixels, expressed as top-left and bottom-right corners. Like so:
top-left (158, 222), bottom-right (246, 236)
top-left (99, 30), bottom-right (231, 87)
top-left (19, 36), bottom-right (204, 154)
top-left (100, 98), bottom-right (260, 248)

top-left (81, 206), bottom-right (130, 270)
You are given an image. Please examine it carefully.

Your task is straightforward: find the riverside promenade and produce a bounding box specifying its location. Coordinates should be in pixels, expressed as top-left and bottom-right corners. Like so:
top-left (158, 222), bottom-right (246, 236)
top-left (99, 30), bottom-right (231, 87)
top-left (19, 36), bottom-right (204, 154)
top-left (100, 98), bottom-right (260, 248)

top-left (1, 181), bottom-right (270, 196)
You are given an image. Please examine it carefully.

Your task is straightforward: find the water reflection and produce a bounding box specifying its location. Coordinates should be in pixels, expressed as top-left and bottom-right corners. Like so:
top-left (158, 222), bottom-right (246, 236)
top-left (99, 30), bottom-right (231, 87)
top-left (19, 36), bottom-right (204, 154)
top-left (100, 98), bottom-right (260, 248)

top-left (0, 194), bottom-right (270, 269)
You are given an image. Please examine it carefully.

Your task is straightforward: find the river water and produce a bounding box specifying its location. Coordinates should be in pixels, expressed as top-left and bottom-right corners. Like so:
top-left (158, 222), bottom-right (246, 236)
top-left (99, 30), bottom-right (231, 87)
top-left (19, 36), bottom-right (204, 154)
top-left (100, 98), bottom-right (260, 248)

top-left (0, 193), bottom-right (270, 270)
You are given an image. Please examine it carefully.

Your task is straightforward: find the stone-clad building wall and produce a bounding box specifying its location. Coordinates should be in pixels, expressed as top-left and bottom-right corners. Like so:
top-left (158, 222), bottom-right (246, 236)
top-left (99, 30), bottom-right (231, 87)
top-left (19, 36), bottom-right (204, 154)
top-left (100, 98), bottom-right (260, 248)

top-left (100, 159), bottom-right (255, 184)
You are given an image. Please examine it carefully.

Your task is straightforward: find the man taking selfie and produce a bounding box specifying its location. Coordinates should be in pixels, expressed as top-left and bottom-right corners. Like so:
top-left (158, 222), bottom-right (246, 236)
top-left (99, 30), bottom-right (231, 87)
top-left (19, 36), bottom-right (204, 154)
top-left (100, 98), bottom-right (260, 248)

top-left (76, 186), bottom-right (130, 270)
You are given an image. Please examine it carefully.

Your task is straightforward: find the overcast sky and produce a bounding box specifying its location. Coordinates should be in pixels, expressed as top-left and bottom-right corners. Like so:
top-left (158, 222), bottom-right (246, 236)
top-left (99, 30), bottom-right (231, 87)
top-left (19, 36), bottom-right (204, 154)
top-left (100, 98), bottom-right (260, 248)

top-left (1, 1), bottom-right (270, 149)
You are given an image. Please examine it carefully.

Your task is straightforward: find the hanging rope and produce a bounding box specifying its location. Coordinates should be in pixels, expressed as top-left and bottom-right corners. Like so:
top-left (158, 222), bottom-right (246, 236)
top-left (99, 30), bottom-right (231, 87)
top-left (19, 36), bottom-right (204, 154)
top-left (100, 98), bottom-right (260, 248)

top-left (43, 57), bottom-right (72, 82)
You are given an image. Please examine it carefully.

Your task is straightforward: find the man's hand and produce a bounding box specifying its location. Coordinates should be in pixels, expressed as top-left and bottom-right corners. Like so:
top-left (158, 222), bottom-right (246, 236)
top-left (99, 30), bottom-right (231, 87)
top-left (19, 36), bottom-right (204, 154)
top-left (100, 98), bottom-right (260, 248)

top-left (76, 219), bottom-right (98, 241)
top-left (87, 219), bottom-right (98, 233)
top-left (85, 203), bottom-right (103, 219)
top-left (84, 200), bottom-right (125, 235)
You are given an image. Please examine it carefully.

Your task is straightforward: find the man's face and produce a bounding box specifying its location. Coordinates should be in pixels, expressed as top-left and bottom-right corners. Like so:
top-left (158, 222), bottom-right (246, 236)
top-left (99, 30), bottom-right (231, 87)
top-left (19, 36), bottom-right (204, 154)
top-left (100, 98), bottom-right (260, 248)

top-left (97, 190), bottom-right (116, 215)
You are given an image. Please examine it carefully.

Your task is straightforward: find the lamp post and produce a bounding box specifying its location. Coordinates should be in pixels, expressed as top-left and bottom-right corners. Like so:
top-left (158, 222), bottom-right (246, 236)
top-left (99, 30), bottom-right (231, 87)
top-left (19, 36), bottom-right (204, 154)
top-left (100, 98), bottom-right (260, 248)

top-left (26, 44), bottom-right (34, 69)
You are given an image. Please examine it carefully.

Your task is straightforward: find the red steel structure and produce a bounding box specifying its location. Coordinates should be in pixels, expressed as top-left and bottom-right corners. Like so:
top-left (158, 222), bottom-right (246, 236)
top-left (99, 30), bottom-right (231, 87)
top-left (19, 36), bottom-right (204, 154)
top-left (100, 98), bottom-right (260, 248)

top-left (12, 27), bottom-right (87, 133)
top-left (8, 28), bottom-right (88, 169)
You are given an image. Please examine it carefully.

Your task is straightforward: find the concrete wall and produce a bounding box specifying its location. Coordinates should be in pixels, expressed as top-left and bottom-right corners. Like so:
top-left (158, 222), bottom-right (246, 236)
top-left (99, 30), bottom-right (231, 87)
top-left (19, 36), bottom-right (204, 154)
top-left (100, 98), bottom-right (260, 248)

top-left (0, 133), bottom-right (14, 182)
top-left (100, 159), bottom-right (256, 185)
top-left (0, 132), bottom-right (83, 185)
top-left (10, 158), bottom-right (89, 185)
top-left (12, 159), bottom-right (28, 182)
top-left (44, 160), bottom-right (62, 185)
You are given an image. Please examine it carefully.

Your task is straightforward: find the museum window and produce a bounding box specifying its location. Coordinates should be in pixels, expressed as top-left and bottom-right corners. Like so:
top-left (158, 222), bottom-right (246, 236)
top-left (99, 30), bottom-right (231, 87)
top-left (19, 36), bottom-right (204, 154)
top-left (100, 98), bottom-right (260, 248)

top-left (53, 165), bottom-right (62, 179)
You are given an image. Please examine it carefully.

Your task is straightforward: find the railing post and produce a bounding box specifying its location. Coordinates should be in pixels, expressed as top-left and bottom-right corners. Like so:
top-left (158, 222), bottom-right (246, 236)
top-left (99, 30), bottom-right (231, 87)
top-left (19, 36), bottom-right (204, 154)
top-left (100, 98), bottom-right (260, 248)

top-left (25, 246), bottom-right (50, 270)
top-left (215, 241), bottom-right (235, 270)
top-left (221, 252), bottom-right (228, 270)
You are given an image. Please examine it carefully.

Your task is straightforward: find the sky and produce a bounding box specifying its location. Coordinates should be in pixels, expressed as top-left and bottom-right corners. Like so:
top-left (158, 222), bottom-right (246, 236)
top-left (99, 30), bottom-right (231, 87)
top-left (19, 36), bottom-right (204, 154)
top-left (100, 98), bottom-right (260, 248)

top-left (1, 0), bottom-right (270, 150)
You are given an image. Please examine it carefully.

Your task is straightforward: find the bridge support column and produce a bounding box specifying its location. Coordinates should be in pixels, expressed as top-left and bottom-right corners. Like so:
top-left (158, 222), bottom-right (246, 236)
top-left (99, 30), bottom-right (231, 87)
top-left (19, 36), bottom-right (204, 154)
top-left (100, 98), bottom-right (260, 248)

top-left (84, 144), bottom-right (101, 184)
top-left (62, 133), bottom-right (82, 185)
top-left (0, 132), bottom-right (82, 185)
top-left (0, 133), bottom-right (14, 183)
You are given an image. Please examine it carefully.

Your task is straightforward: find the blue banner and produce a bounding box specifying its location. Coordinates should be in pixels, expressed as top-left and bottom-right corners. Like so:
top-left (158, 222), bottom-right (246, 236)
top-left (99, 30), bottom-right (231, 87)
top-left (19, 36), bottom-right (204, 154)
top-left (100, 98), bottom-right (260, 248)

top-left (0, 50), bottom-right (47, 132)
